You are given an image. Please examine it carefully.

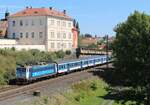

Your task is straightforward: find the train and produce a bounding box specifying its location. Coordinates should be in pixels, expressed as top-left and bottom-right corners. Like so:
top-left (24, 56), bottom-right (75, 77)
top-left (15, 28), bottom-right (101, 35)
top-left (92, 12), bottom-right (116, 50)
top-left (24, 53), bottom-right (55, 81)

top-left (16, 55), bottom-right (110, 83)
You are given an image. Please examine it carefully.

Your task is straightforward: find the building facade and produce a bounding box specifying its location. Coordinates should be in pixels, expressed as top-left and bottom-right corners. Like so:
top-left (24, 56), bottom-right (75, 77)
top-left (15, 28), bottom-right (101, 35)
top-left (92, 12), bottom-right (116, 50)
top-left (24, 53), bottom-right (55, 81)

top-left (7, 7), bottom-right (76, 52)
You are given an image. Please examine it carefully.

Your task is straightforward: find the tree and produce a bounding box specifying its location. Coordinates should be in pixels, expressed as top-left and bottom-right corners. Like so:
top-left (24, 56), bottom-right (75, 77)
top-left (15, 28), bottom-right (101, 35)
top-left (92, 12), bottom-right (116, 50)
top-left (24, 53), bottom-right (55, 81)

top-left (76, 21), bottom-right (80, 38)
top-left (73, 19), bottom-right (76, 27)
top-left (113, 11), bottom-right (150, 104)
top-left (0, 30), bottom-right (2, 35)
top-left (65, 50), bottom-right (71, 55)
top-left (78, 34), bottom-right (82, 48)
top-left (87, 43), bottom-right (98, 49)
top-left (84, 33), bottom-right (92, 38)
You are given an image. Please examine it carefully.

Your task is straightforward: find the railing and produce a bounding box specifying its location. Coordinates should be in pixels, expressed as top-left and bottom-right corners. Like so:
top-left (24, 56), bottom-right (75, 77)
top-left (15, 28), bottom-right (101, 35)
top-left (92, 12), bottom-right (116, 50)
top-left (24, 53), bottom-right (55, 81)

top-left (76, 48), bottom-right (112, 55)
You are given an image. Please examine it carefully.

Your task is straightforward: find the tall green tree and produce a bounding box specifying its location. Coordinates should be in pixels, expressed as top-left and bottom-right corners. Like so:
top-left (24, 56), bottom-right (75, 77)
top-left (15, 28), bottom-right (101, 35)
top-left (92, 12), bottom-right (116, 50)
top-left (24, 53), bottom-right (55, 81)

top-left (113, 11), bottom-right (150, 104)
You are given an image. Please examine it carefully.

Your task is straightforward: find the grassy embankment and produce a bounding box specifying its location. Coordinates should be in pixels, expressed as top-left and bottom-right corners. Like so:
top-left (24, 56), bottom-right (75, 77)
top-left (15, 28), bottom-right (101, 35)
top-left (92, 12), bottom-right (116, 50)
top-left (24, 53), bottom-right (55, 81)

top-left (22, 78), bottom-right (136, 105)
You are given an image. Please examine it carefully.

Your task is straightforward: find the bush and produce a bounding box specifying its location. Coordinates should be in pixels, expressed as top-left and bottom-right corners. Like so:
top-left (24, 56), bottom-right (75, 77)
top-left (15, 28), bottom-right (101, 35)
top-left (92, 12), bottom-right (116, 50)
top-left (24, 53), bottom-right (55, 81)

top-left (65, 50), bottom-right (71, 55)
top-left (56, 50), bottom-right (65, 58)
top-left (90, 82), bottom-right (98, 91)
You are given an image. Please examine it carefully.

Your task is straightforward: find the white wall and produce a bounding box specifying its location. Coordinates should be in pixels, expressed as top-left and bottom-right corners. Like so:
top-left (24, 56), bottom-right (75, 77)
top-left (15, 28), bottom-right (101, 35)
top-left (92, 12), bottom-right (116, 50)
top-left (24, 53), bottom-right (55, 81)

top-left (0, 45), bottom-right (46, 51)
top-left (0, 39), bottom-right (16, 45)
top-left (46, 16), bottom-right (74, 52)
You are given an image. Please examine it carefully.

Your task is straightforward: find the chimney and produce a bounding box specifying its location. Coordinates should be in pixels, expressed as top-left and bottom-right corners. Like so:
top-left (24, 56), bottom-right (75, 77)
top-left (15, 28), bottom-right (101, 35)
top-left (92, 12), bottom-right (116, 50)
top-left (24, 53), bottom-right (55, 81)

top-left (49, 7), bottom-right (52, 10)
top-left (63, 10), bottom-right (66, 15)
top-left (26, 6), bottom-right (29, 9)
top-left (5, 10), bottom-right (9, 20)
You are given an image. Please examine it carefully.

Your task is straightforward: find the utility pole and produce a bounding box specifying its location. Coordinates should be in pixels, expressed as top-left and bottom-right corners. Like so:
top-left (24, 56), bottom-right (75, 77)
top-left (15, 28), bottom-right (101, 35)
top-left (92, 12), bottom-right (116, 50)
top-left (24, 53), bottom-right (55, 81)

top-left (106, 35), bottom-right (109, 69)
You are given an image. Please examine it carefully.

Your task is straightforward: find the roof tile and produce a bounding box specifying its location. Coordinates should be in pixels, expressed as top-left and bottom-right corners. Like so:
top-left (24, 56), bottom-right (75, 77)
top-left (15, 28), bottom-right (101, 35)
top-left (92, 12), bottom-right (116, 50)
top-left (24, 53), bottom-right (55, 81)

top-left (9, 8), bottom-right (72, 20)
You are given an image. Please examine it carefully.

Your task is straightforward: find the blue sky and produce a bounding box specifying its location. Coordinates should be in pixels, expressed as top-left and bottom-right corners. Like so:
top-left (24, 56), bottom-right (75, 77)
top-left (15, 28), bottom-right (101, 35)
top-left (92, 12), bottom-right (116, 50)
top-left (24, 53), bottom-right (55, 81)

top-left (0, 0), bottom-right (150, 36)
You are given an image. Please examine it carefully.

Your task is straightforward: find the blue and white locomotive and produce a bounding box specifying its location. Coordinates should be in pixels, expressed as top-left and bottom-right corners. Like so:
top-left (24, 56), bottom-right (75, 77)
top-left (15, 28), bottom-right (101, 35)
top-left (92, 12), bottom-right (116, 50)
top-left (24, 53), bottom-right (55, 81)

top-left (16, 55), bottom-right (109, 83)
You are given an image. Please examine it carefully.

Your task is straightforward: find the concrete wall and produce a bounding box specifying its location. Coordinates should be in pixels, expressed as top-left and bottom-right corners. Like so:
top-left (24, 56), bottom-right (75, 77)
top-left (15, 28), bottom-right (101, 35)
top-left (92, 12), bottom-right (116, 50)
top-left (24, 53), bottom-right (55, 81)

top-left (0, 44), bottom-right (46, 51)
top-left (7, 16), bottom-right (47, 45)
top-left (0, 39), bottom-right (16, 45)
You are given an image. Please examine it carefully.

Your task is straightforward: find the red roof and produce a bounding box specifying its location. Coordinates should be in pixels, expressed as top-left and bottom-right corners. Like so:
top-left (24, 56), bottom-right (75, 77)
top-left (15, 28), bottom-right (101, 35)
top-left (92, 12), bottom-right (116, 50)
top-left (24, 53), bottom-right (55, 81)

top-left (9, 8), bottom-right (72, 20)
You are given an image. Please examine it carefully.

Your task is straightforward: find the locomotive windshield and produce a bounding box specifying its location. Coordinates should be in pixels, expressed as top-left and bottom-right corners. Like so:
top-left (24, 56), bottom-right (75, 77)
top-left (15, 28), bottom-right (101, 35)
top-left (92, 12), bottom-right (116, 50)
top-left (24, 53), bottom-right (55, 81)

top-left (16, 67), bottom-right (27, 78)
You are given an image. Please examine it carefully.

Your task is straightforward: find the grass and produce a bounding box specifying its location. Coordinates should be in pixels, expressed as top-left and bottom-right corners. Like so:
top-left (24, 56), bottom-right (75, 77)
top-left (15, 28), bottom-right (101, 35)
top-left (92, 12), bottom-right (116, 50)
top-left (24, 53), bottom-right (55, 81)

top-left (18, 78), bottom-right (138, 105)
top-left (64, 78), bottom-right (108, 105)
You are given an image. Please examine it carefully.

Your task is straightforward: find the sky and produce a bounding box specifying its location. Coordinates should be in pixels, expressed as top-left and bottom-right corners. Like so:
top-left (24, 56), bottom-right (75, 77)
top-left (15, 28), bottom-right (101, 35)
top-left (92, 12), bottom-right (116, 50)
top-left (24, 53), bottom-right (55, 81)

top-left (0, 0), bottom-right (150, 36)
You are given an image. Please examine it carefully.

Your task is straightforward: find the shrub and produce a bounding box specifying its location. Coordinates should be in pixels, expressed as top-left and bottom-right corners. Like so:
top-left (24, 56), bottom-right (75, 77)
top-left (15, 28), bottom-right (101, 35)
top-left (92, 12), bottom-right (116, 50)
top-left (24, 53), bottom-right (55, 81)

top-left (90, 82), bottom-right (98, 91)
top-left (65, 50), bottom-right (71, 55)
top-left (56, 50), bottom-right (65, 58)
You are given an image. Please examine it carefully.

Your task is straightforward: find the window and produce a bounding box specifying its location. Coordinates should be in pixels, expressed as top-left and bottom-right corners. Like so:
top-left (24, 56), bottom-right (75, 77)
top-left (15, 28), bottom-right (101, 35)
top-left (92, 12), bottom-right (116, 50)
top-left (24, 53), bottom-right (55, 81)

top-left (68, 22), bottom-right (71, 27)
top-left (51, 20), bottom-right (54, 25)
top-left (39, 32), bottom-right (43, 38)
top-left (57, 32), bottom-right (60, 38)
top-left (31, 20), bottom-right (34, 26)
top-left (63, 43), bottom-right (66, 48)
top-left (25, 20), bottom-right (28, 26)
top-left (69, 43), bottom-right (72, 48)
top-left (69, 33), bottom-right (72, 39)
top-left (12, 21), bottom-right (15, 26)
top-left (20, 33), bottom-right (23, 38)
top-left (31, 32), bottom-right (34, 38)
top-left (20, 20), bottom-right (23, 26)
top-left (12, 33), bottom-right (16, 39)
top-left (51, 42), bottom-right (55, 48)
top-left (63, 33), bottom-right (66, 38)
top-left (39, 19), bottom-right (42, 25)
top-left (26, 32), bottom-right (28, 38)
top-left (62, 21), bottom-right (66, 27)
top-left (51, 32), bottom-right (55, 38)
top-left (57, 43), bottom-right (61, 48)
top-left (57, 21), bottom-right (60, 26)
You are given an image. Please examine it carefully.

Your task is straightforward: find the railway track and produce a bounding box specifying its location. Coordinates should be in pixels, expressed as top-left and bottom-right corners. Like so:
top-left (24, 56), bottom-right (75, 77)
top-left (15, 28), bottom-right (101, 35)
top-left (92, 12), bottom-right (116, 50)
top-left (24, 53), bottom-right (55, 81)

top-left (0, 86), bottom-right (19, 93)
top-left (0, 63), bottom-right (112, 102)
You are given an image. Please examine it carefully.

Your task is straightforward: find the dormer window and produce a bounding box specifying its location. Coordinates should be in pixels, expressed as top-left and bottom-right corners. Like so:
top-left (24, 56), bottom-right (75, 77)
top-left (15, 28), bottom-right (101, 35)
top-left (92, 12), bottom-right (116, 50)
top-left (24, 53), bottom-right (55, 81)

top-left (23, 12), bottom-right (26, 14)
top-left (34, 11), bottom-right (38, 14)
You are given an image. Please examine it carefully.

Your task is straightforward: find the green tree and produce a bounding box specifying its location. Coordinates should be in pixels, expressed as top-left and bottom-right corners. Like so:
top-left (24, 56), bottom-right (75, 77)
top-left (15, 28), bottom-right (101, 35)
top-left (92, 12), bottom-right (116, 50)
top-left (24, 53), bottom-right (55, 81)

top-left (113, 11), bottom-right (150, 104)
top-left (65, 50), bottom-right (71, 55)
top-left (78, 34), bottom-right (82, 48)
top-left (55, 50), bottom-right (65, 59)
top-left (87, 43), bottom-right (98, 49)
top-left (0, 30), bottom-right (2, 35)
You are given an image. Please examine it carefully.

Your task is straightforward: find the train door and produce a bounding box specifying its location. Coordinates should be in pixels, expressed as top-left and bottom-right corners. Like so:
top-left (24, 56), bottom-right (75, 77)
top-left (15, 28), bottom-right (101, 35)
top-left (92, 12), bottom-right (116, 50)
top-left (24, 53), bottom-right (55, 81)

top-left (26, 67), bottom-right (30, 80)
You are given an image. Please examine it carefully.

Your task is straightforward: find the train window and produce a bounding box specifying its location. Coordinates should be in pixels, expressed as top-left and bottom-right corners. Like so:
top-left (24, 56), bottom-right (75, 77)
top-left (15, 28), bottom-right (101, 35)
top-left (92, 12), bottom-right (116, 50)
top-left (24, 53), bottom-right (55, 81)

top-left (17, 68), bottom-right (26, 72)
